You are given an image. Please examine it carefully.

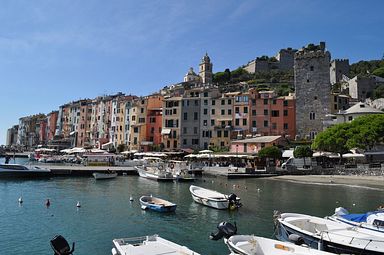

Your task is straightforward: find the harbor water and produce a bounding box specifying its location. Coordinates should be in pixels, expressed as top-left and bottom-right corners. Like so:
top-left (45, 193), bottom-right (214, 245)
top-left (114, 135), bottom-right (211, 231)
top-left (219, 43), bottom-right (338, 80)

top-left (1, 158), bottom-right (384, 254)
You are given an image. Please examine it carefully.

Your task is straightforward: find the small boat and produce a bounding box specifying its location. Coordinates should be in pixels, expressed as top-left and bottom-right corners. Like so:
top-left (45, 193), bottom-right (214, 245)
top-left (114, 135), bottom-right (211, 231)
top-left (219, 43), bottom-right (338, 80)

top-left (227, 235), bottom-right (335, 255)
top-left (327, 207), bottom-right (384, 234)
top-left (111, 234), bottom-right (200, 255)
top-left (167, 160), bottom-right (196, 182)
top-left (275, 212), bottom-right (384, 254)
top-left (189, 185), bottom-right (241, 210)
top-left (92, 171), bottom-right (118, 180)
top-left (139, 196), bottom-right (177, 212)
top-left (0, 164), bottom-right (51, 178)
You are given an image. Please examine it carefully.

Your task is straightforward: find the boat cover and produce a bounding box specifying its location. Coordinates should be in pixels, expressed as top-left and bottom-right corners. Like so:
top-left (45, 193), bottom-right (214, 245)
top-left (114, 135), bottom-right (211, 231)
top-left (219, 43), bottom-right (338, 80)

top-left (341, 213), bottom-right (369, 222)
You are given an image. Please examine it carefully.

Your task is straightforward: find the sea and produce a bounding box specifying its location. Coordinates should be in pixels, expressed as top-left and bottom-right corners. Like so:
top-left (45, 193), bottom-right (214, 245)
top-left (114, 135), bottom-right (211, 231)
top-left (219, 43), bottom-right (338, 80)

top-left (0, 157), bottom-right (383, 255)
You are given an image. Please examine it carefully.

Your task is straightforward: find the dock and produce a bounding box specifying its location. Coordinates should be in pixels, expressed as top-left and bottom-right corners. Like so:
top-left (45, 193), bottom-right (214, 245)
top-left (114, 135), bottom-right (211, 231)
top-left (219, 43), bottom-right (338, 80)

top-left (33, 164), bottom-right (138, 176)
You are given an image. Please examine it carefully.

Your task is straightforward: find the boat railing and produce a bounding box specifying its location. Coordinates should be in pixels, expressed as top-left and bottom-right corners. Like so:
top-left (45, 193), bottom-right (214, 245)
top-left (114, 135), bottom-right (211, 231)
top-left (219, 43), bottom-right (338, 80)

top-left (114, 235), bottom-right (157, 246)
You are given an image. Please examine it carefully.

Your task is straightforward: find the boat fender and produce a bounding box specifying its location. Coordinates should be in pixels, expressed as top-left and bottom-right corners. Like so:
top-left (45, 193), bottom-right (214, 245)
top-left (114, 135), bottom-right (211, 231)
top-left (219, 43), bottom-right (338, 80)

top-left (288, 234), bottom-right (305, 246)
top-left (169, 163), bottom-right (174, 169)
top-left (334, 207), bottom-right (349, 216)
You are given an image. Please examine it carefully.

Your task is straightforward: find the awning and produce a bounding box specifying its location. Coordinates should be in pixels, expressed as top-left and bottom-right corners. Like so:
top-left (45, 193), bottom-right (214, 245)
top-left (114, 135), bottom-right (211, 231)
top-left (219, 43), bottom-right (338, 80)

top-left (161, 128), bottom-right (171, 135)
top-left (282, 150), bottom-right (294, 158)
top-left (141, 141), bottom-right (154, 145)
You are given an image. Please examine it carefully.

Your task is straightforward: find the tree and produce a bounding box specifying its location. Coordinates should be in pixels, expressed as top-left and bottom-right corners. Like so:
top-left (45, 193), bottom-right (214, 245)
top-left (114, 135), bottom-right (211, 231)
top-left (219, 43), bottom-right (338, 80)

top-left (293, 146), bottom-right (313, 166)
top-left (373, 84), bottom-right (384, 99)
top-left (257, 146), bottom-right (282, 159)
top-left (117, 144), bottom-right (126, 153)
top-left (372, 67), bottom-right (384, 78)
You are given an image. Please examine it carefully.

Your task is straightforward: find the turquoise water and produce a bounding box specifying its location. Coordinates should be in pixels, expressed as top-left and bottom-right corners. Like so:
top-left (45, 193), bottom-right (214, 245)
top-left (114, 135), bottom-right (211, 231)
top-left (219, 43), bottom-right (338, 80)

top-left (0, 158), bottom-right (383, 254)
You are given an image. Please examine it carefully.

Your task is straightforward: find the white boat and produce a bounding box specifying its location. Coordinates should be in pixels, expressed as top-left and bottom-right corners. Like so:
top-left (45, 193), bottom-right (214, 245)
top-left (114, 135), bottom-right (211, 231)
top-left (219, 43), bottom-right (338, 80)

top-left (327, 207), bottom-right (384, 235)
top-left (135, 157), bottom-right (174, 181)
top-left (167, 160), bottom-right (196, 181)
top-left (189, 185), bottom-right (241, 210)
top-left (92, 172), bottom-right (118, 180)
top-left (275, 212), bottom-right (384, 254)
top-left (0, 164), bottom-right (51, 178)
top-left (139, 196), bottom-right (177, 212)
top-left (227, 235), bottom-right (334, 255)
top-left (111, 234), bottom-right (200, 255)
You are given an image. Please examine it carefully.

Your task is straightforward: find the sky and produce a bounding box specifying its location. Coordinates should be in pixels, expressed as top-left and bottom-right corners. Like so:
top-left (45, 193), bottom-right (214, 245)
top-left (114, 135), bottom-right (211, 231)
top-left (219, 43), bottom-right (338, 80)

top-left (1, 0), bottom-right (383, 145)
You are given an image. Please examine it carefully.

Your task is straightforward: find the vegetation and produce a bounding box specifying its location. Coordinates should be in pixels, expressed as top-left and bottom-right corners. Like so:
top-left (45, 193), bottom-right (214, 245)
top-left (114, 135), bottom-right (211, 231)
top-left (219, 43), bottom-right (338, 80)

top-left (257, 146), bottom-right (282, 159)
top-left (312, 114), bottom-right (384, 156)
top-left (293, 145), bottom-right (313, 166)
top-left (350, 60), bottom-right (384, 78)
top-left (372, 66), bottom-right (384, 78)
top-left (373, 84), bottom-right (384, 100)
top-left (117, 144), bottom-right (126, 153)
top-left (209, 145), bottom-right (229, 153)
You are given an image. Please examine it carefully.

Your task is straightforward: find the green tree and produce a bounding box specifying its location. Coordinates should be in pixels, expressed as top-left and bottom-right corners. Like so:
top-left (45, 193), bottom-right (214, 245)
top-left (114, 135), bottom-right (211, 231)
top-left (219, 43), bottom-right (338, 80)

top-left (257, 146), bottom-right (282, 159)
top-left (372, 67), bottom-right (384, 78)
top-left (373, 84), bottom-right (384, 99)
top-left (293, 146), bottom-right (313, 166)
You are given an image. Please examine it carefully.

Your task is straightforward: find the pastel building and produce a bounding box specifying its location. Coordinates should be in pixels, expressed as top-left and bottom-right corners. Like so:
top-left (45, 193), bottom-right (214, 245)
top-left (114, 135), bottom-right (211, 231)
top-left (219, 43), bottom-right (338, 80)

top-left (162, 96), bottom-right (182, 150)
top-left (145, 94), bottom-right (163, 151)
top-left (210, 93), bottom-right (234, 148)
top-left (129, 97), bottom-right (148, 151)
top-left (230, 135), bottom-right (284, 154)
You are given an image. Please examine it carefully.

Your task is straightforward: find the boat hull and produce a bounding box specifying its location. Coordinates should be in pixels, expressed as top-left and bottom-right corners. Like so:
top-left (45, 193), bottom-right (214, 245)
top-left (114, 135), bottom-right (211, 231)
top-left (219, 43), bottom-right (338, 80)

top-left (139, 196), bottom-right (177, 213)
top-left (190, 192), bottom-right (229, 209)
top-left (0, 164), bottom-right (51, 178)
top-left (93, 172), bottom-right (118, 180)
top-left (136, 167), bottom-right (174, 182)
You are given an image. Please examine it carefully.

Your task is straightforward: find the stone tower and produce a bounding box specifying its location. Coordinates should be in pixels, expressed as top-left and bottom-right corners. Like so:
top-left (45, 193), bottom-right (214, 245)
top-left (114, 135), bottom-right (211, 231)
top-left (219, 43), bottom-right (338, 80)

top-left (199, 53), bottom-right (213, 84)
top-left (330, 59), bottom-right (350, 85)
top-left (295, 42), bottom-right (331, 140)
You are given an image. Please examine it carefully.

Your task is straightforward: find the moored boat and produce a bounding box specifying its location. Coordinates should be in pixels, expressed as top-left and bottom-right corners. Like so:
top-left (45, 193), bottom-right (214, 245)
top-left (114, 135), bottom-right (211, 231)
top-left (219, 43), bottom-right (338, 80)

top-left (0, 164), bottom-right (51, 178)
top-left (167, 160), bottom-right (196, 182)
top-left (92, 171), bottom-right (118, 180)
top-left (327, 207), bottom-right (384, 235)
top-left (111, 234), bottom-right (199, 255)
top-left (275, 212), bottom-right (384, 254)
top-left (139, 195), bottom-right (177, 212)
top-left (135, 161), bottom-right (175, 181)
top-left (189, 185), bottom-right (241, 210)
top-left (227, 235), bottom-right (335, 255)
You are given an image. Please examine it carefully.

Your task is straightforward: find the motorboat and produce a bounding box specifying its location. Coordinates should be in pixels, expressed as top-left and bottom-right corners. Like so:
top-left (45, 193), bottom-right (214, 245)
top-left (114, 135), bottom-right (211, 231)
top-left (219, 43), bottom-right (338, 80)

top-left (167, 160), bottom-right (196, 182)
top-left (0, 164), bottom-right (51, 178)
top-left (111, 234), bottom-right (200, 255)
top-left (92, 171), bottom-right (118, 180)
top-left (189, 185), bottom-right (241, 210)
top-left (139, 195), bottom-right (177, 212)
top-left (327, 207), bottom-right (384, 235)
top-left (275, 212), bottom-right (384, 254)
top-left (135, 158), bottom-right (174, 181)
top-left (227, 235), bottom-right (335, 255)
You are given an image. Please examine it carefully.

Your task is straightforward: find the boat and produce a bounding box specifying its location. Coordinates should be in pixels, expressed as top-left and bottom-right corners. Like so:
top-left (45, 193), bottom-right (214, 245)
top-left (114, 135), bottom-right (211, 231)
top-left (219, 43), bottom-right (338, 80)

top-left (0, 164), bottom-right (51, 178)
top-left (167, 160), bottom-right (196, 182)
top-left (92, 171), bottom-right (118, 180)
top-left (327, 207), bottom-right (384, 234)
top-left (189, 185), bottom-right (241, 210)
top-left (275, 211), bottom-right (384, 254)
top-left (135, 158), bottom-right (175, 181)
top-left (226, 235), bottom-right (335, 255)
top-left (111, 234), bottom-right (200, 255)
top-left (139, 195), bottom-right (177, 212)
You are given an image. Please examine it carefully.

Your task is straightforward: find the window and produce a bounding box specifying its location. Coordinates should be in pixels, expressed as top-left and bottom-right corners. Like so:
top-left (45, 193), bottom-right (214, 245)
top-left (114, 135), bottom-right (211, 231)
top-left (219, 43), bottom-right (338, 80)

top-left (235, 107), bottom-right (240, 113)
top-left (310, 66), bottom-right (314, 71)
top-left (217, 130), bottom-right (222, 137)
top-left (194, 112), bottom-right (198, 120)
top-left (244, 107), bottom-right (248, 113)
top-left (224, 130), bottom-right (229, 137)
top-left (283, 100), bottom-right (288, 107)
top-left (183, 139), bottom-right (187, 145)
top-left (203, 120), bottom-right (207, 126)
top-left (243, 96), bottom-right (248, 102)
top-left (221, 109), bottom-right (225, 115)
top-left (243, 119), bottom-right (247, 126)
top-left (211, 119), bottom-right (215, 126)
top-left (204, 92), bottom-right (208, 97)
top-left (192, 139), bottom-right (199, 145)
top-left (252, 120), bottom-right (256, 127)
top-left (184, 112), bottom-right (188, 120)
top-left (310, 112), bottom-right (316, 120)
top-left (183, 127), bottom-right (187, 134)
top-left (204, 100), bottom-right (208, 106)
top-left (271, 110), bottom-right (279, 117)
top-left (211, 109), bottom-right (215, 115)
top-left (228, 109), bottom-right (232, 115)
top-left (251, 99), bottom-right (256, 106)
top-left (272, 123), bottom-right (277, 129)
top-left (252, 110), bottom-right (256, 116)
top-left (194, 100), bottom-right (198, 106)
top-left (272, 99), bottom-right (276, 105)
top-left (264, 120), bottom-right (268, 127)
top-left (173, 140), bottom-right (177, 148)
top-left (264, 99), bottom-right (268, 105)
top-left (220, 141), bottom-right (225, 147)
top-left (284, 123), bottom-right (288, 130)
top-left (204, 108), bottom-right (208, 115)
top-left (212, 100), bottom-right (216, 105)
top-left (235, 119), bottom-right (239, 125)
top-left (134, 127), bottom-right (139, 133)
top-left (134, 137), bottom-right (137, 144)
top-left (264, 109), bottom-right (268, 116)
top-left (283, 110), bottom-right (288, 116)
top-left (348, 116), bottom-right (353, 121)
top-left (194, 127), bottom-right (198, 134)
top-left (221, 100), bottom-right (225, 105)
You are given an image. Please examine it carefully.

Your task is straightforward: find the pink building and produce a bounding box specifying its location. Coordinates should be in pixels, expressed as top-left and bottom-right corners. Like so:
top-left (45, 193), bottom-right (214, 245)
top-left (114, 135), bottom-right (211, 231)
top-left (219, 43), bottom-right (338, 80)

top-left (230, 135), bottom-right (284, 154)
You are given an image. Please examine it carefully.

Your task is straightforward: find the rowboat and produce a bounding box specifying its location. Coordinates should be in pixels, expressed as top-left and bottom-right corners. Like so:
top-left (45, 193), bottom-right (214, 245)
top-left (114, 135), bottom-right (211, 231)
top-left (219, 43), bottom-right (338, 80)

top-left (111, 234), bottom-right (199, 255)
top-left (139, 196), bottom-right (177, 212)
top-left (93, 172), bottom-right (118, 180)
top-left (189, 185), bottom-right (241, 210)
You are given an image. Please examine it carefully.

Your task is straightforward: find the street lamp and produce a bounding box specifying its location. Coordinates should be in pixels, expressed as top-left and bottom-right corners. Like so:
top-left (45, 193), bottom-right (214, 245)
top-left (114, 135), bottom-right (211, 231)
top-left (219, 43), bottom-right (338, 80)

top-left (236, 144), bottom-right (239, 169)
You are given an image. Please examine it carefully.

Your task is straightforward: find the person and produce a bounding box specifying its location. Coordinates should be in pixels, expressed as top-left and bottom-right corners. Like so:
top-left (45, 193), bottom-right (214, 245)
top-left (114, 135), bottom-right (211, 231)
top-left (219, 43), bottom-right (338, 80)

top-left (5, 155), bottom-right (10, 164)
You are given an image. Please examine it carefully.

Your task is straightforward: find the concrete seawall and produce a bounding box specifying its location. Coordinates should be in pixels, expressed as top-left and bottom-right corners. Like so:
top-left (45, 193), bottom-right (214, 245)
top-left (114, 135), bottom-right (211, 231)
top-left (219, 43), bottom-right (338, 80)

top-left (33, 164), bottom-right (138, 176)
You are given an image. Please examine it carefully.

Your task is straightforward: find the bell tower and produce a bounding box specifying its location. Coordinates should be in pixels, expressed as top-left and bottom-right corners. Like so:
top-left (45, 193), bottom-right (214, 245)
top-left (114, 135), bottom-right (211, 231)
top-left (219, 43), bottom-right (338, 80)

top-left (199, 53), bottom-right (213, 84)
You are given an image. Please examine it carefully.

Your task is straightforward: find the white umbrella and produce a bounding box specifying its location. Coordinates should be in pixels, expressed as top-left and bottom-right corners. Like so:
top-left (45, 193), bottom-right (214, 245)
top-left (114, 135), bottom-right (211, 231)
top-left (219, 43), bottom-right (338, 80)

top-left (342, 153), bottom-right (365, 158)
top-left (90, 148), bottom-right (106, 153)
top-left (199, 149), bottom-right (213, 154)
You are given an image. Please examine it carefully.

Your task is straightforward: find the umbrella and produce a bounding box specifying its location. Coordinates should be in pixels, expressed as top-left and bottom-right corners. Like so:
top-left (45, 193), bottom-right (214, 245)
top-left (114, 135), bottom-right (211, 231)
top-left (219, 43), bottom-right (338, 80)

top-left (199, 149), bottom-right (213, 154)
top-left (342, 153), bottom-right (365, 158)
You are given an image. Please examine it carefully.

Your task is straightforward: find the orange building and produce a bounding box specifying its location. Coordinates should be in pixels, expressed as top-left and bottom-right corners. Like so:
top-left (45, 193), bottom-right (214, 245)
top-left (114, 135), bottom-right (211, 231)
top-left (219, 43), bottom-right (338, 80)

top-left (145, 94), bottom-right (163, 151)
top-left (46, 111), bottom-right (58, 141)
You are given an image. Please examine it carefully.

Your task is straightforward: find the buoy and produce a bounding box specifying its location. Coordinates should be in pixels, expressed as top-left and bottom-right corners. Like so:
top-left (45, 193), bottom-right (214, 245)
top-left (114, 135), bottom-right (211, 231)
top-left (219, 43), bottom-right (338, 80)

top-left (336, 201), bottom-right (339, 204)
top-left (353, 203), bottom-right (356, 206)
top-left (257, 188), bottom-right (261, 192)
top-left (129, 196), bottom-right (134, 202)
top-left (76, 201), bottom-right (81, 208)
top-left (45, 199), bottom-right (51, 207)
top-left (18, 197), bottom-right (23, 204)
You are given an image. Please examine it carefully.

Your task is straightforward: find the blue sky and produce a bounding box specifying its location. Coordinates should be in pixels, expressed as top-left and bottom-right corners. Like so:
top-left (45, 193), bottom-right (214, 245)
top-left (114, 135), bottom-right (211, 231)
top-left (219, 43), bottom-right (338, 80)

top-left (1, 0), bottom-right (383, 145)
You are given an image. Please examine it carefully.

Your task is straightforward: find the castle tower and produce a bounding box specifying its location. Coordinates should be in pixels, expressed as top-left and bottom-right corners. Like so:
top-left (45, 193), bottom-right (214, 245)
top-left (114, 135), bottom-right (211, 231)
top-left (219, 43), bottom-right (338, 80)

top-left (199, 53), bottom-right (213, 84)
top-left (330, 59), bottom-right (350, 85)
top-left (294, 42), bottom-right (331, 140)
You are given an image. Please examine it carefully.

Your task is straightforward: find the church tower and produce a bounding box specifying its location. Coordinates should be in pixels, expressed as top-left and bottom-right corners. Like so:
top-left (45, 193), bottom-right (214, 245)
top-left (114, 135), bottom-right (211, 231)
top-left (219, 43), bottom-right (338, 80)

top-left (199, 53), bottom-right (213, 84)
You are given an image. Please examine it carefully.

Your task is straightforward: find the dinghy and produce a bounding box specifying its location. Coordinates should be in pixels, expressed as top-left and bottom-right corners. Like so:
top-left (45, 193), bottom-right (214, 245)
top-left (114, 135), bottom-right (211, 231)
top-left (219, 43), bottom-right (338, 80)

top-left (227, 235), bottom-right (335, 255)
top-left (189, 185), bottom-right (241, 210)
top-left (93, 172), bottom-right (117, 180)
top-left (275, 212), bottom-right (384, 254)
top-left (139, 196), bottom-right (177, 212)
top-left (327, 206), bottom-right (384, 234)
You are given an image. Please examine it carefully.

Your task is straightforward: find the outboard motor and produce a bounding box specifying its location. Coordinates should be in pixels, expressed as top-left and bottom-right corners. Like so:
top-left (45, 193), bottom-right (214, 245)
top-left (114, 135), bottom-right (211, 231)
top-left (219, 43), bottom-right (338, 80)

top-left (288, 234), bottom-right (305, 246)
top-left (228, 193), bottom-right (242, 210)
top-left (334, 207), bottom-right (349, 216)
top-left (209, 221), bottom-right (237, 241)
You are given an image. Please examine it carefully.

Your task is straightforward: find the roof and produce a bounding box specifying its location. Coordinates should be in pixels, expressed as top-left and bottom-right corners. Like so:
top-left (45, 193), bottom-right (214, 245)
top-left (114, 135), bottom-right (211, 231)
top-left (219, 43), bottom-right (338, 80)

top-left (231, 135), bottom-right (282, 144)
top-left (340, 102), bottom-right (383, 115)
